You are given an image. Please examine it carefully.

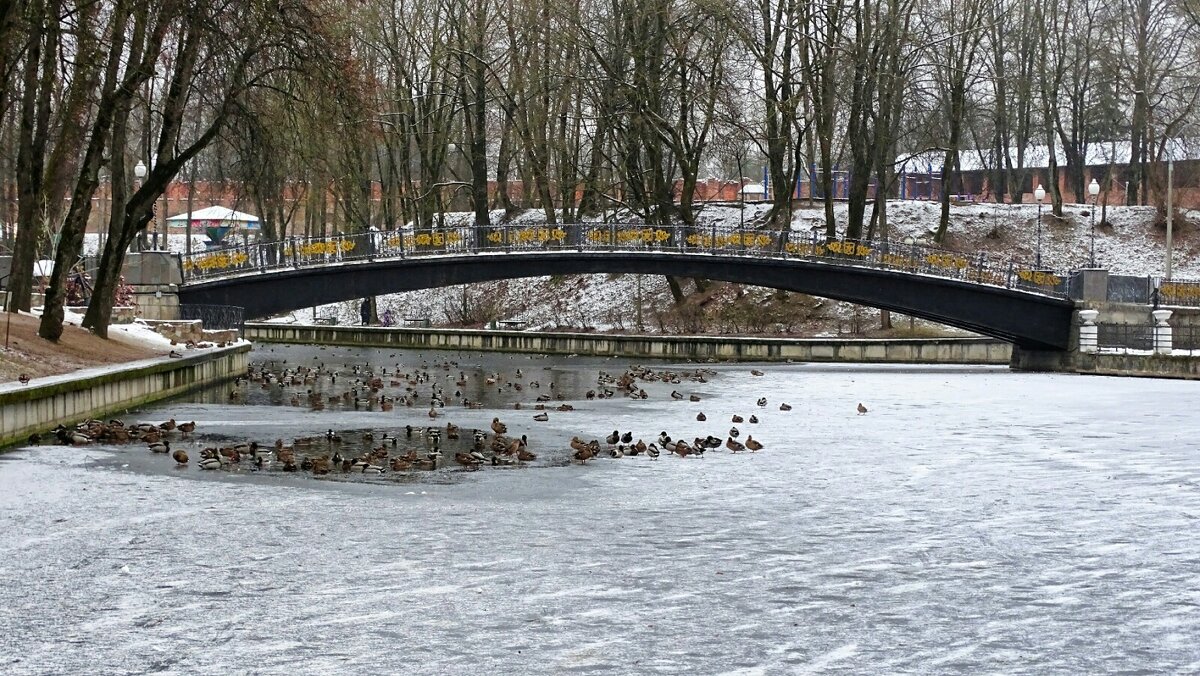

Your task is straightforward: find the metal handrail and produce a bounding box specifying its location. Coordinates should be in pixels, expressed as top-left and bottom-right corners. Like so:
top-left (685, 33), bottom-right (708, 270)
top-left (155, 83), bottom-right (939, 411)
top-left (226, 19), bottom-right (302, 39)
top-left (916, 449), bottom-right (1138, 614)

top-left (178, 223), bottom-right (1074, 299)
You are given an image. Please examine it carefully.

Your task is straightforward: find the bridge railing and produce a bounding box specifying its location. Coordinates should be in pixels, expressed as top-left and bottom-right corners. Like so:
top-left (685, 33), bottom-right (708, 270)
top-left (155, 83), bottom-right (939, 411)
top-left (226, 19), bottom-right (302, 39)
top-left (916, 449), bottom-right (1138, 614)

top-left (179, 223), bottom-right (1072, 299)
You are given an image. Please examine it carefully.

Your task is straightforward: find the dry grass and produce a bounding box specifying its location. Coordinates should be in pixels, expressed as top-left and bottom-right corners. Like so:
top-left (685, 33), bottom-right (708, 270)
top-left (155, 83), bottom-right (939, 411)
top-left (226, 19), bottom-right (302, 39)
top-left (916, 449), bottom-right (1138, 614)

top-left (0, 313), bottom-right (160, 384)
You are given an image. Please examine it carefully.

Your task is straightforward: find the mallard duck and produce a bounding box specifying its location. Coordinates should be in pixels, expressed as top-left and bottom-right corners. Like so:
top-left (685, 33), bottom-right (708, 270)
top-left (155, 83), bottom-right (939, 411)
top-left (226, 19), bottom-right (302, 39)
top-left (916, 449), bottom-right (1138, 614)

top-left (857, 402), bottom-right (868, 415)
top-left (745, 436), bottom-right (764, 451)
top-left (491, 418), bottom-right (507, 434)
top-left (158, 419), bottom-right (176, 432)
top-left (726, 437), bottom-right (745, 453)
top-left (729, 426), bottom-right (740, 438)
top-left (172, 449), bottom-right (189, 465)
top-left (446, 423), bottom-right (460, 439)
top-left (696, 412), bottom-right (707, 422)
top-left (658, 432), bottom-right (671, 445)
top-left (572, 444), bottom-right (596, 464)
top-left (148, 440), bottom-right (170, 453)
top-left (750, 369), bottom-right (764, 376)
top-left (748, 415), bottom-right (759, 424)
top-left (666, 440), bottom-right (692, 458)
top-left (731, 415), bottom-right (743, 423)
top-left (517, 447), bottom-right (537, 462)
top-left (756, 397), bottom-right (767, 407)
top-left (533, 412), bottom-right (549, 422)
top-left (689, 394), bottom-right (701, 402)
top-left (670, 390), bottom-right (684, 400)
top-left (390, 457), bottom-right (411, 471)
top-left (177, 421), bottom-right (196, 436)
top-left (647, 444), bottom-right (661, 460)
top-left (454, 452), bottom-right (482, 470)
top-left (620, 431), bottom-right (633, 444)
top-left (605, 430), bottom-right (620, 445)
top-left (779, 403), bottom-right (792, 411)
top-left (361, 464), bottom-right (385, 474)
top-left (198, 456), bottom-right (221, 470)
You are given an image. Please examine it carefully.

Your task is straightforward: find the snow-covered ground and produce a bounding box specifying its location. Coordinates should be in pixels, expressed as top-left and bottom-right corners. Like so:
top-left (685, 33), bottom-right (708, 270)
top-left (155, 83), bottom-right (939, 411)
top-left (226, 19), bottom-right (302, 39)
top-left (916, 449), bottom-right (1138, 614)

top-left (1, 344), bottom-right (1198, 673)
top-left (263, 200), bottom-right (1200, 333)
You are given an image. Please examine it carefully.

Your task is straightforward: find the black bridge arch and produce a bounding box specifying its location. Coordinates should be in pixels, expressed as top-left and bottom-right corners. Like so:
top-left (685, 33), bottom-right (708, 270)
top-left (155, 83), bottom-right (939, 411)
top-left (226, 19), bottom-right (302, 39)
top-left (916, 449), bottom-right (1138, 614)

top-left (180, 249), bottom-right (1076, 350)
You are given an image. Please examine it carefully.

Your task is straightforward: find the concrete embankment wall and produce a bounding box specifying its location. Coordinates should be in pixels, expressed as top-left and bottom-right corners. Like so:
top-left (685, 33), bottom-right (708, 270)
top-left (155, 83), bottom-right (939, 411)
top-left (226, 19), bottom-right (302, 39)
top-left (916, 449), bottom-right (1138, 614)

top-left (245, 323), bottom-right (1012, 365)
top-left (0, 343), bottom-right (250, 449)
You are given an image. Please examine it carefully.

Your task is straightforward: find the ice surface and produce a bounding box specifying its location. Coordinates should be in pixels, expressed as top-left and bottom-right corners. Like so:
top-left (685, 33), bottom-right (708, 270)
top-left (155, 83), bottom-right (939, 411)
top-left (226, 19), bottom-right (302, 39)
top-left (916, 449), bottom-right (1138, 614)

top-left (1, 345), bottom-right (1199, 674)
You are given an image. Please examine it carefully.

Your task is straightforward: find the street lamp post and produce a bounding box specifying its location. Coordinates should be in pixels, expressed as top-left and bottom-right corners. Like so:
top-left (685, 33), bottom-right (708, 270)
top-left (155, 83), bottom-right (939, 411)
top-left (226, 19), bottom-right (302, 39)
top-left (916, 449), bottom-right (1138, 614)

top-left (1088, 178), bottom-right (1100, 267)
top-left (1034, 183), bottom-right (1046, 269)
top-left (134, 160), bottom-right (149, 250)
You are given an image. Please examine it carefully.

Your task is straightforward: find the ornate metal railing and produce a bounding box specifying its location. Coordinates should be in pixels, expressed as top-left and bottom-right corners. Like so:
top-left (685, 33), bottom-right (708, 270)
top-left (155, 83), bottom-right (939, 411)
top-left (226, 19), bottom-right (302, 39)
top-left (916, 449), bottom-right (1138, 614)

top-left (180, 303), bottom-right (245, 337)
top-left (179, 223), bottom-right (1073, 299)
top-left (1157, 279), bottom-right (1200, 307)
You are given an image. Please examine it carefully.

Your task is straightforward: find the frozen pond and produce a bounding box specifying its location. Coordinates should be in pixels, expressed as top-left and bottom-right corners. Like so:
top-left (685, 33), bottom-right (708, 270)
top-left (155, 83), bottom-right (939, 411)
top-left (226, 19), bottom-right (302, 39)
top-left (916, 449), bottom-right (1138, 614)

top-left (2, 344), bottom-right (1200, 674)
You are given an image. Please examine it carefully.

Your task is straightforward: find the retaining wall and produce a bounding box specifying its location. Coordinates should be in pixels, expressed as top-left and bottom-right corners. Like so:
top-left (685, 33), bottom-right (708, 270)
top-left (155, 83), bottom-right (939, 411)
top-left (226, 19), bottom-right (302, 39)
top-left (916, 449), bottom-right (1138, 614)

top-left (244, 323), bottom-right (1012, 365)
top-left (0, 343), bottom-right (250, 448)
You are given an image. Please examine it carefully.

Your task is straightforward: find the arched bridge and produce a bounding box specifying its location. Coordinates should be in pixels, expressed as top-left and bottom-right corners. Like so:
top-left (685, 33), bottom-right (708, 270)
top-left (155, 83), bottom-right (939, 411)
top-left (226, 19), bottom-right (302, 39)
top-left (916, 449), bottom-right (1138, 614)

top-left (177, 223), bottom-right (1078, 350)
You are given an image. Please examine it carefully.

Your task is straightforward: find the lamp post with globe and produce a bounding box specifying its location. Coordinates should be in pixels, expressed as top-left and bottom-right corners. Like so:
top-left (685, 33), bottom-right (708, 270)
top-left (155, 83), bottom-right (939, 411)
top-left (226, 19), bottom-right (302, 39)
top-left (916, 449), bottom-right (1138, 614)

top-left (1088, 178), bottom-right (1100, 267)
top-left (1034, 183), bottom-right (1046, 269)
top-left (134, 160), bottom-right (148, 250)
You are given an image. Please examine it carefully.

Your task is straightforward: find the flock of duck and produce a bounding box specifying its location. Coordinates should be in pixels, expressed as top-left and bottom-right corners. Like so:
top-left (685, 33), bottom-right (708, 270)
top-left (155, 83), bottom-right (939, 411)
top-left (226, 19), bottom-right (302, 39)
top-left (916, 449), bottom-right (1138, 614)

top-left (33, 352), bottom-right (872, 477)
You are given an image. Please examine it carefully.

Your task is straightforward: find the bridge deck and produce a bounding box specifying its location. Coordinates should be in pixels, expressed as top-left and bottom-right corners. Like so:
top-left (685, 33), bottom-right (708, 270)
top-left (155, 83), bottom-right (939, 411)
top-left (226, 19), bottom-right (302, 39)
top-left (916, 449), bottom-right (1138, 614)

top-left (178, 225), bottom-right (1077, 350)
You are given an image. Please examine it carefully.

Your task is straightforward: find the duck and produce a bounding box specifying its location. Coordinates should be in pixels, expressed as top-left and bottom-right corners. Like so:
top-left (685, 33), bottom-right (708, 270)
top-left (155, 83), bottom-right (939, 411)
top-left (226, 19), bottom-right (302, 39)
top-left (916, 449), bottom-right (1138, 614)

top-left (620, 431), bottom-right (633, 444)
top-left (158, 419), bottom-right (176, 432)
top-left (491, 417), bottom-right (507, 434)
top-left (446, 423), bottom-right (460, 439)
top-left (172, 449), bottom-right (189, 465)
top-left (533, 412), bottom-right (549, 422)
top-left (689, 394), bottom-right (701, 402)
top-left (670, 390), bottom-right (684, 400)
top-left (361, 464), bottom-right (385, 475)
top-left (198, 456), bottom-right (221, 470)
top-left (605, 430), bottom-right (620, 445)
top-left (745, 436), bottom-right (764, 451)
top-left (646, 444), bottom-right (661, 460)
top-left (177, 421), bottom-right (196, 436)
top-left (729, 426), bottom-right (740, 438)
top-left (779, 403), bottom-right (792, 411)
top-left (572, 444), bottom-right (596, 464)
top-left (667, 440), bottom-right (693, 458)
top-left (726, 437), bottom-right (746, 453)
top-left (731, 414), bottom-right (743, 423)
top-left (756, 397), bottom-right (767, 407)
top-left (748, 415), bottom-right (758, 424)
top-left (696, 412), bottom-right (706, 422)
top-left (609, 446), bottom-right (625, 459)
top-left (148, 440), bottom-right (170, 453)
top-left (390, 457), bottom-right (411, 472)
top-left (517, 447), bottom-right (537, 462)
top-left (658, 432), bottom-right (672, 446)
top-left (750, 369), bottom-right (764, 376)
top-left (857, 402), bottom-right (868, 415)
top-left (454, 452), bottom-right (482, 470)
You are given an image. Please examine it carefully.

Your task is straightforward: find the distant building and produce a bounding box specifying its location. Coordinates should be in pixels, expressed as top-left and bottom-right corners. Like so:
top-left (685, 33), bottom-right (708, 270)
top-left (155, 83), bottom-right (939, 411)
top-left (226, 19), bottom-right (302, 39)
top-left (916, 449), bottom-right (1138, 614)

top-left (894, 139), bottom-right (1200, 207)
